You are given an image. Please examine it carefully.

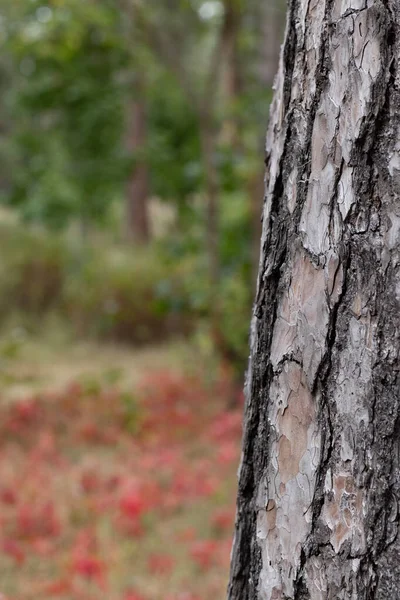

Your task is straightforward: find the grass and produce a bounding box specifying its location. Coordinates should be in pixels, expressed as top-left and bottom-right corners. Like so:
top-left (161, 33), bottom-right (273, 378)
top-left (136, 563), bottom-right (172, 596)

top-left (0, 318), bottom-right (198, 401)
top-left (0, 332), bottom-right (242, 600)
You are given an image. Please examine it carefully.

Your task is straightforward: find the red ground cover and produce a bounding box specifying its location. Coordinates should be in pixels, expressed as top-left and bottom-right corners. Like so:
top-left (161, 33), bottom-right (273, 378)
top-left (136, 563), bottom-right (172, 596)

top-left (0, 370), bottom-right (243, 600)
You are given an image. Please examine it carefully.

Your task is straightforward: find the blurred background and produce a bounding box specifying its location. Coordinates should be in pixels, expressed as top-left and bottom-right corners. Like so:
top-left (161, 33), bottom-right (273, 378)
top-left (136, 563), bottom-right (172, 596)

top-left (0, 1), bottom-right (285, 598)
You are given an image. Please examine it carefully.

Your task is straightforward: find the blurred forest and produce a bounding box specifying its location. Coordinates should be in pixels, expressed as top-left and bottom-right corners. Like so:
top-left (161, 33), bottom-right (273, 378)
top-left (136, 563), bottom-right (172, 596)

top-left (0, 0), bottom-right (285, 371)
top-left (0, 1), bottom-right (285, 599)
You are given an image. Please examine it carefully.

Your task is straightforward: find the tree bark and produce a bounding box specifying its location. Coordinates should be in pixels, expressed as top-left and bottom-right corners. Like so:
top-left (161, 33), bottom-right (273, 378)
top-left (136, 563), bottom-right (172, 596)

top-left (229, 1), bottom-right (400, 599)
top-left (126, 97), bottom-right (150, 244)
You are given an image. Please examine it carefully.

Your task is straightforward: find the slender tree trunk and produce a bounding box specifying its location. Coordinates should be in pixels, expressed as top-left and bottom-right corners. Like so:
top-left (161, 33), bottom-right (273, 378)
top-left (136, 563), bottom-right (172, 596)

top-left (200, 122), bottom-right (220, 292)
top-left (126, 97), bottom-right (150, 244)
top-left (249, 0), bottom-right (286, 289)
top-left (200, 117), bottom-right (238, 372)
top-left (258, 0), bottom-right (286, 88)
top-left (229, 1), bottom-right (400, 599)
top-left (220, 0), bottom-right (242, 146)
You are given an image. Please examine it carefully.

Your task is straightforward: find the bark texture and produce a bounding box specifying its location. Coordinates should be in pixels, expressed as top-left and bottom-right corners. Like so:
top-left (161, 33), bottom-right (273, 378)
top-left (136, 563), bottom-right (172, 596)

top-left (228, 1), bottom-right (400, 598)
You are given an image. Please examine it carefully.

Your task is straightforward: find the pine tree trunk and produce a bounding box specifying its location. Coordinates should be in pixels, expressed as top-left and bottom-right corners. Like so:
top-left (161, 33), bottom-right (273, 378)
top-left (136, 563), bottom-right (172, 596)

top-left (220, 0), bottom-right (242, 146)
top-left (258, 0), bottom-right (286, 89)
top-left (249, 0), bottom-right (286, 289)
top-left (200, 122), bottom-right (221, 293)
top-left (228, 1), bottom-right (400, 598)
top-left (126, 98), bottom-right (150, 244)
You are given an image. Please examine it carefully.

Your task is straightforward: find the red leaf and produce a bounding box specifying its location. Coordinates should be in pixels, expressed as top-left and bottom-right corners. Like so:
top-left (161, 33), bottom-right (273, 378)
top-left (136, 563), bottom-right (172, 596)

top-left (190, 540), bottom-right (218, 570)
top-left (147, 553), bottom-right (175, 574)
top-left (43, 578), bottom-right (72, 596)
top-left (119, 488), bottom-right (144, 520)
top-left (123, 590), bottom-right (147, 600)
top-left (2, 539), bottom-right (25, 565)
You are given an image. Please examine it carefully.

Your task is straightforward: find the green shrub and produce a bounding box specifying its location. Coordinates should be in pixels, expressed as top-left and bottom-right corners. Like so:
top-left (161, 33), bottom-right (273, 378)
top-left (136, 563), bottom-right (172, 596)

top-left (0, 225), bottom-right (67, 317)
top-left (0, 223), bottom-right (193, 344)
top-left (0, 207), bottom-right (253, 365)
top-left (159, 191), bottom-right (253, 374)
top-left (64, 247), bottom-right (192, 344)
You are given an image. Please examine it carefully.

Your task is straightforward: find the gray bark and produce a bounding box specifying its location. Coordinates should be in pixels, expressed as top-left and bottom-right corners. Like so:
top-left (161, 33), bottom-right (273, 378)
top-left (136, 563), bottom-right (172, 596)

top-left (228, 1), bottom-right (400, 599)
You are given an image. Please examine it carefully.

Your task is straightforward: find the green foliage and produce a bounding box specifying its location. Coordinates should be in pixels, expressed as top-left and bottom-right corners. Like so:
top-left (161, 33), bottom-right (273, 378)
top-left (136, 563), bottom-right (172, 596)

top-left (0, 0), bottom-right (218, 226)
top-left (120, 391), bottom-right (140, 434)
top-left (2, 0), bottom-right (128, 227)
top-left (147, 75), bottom-right (202, 205)
top-left (0, 207), bottom-right (252, 369)
top-left (158, 191), bottom-right (253, 368)
top-left (218, 192), bottom-right (253, 364)
top-left (0, 223), bottom-right (192, 344)
top-left (218, 271), bottom-right (252, 363)
top-left (0, 0), bottom-right (285, 376)
top-left (0, 224), bottom-right (67, 314)
top-left (220, 191), bottom-right (252, 275)
top-left (64, 246), bottom-right (191, 344)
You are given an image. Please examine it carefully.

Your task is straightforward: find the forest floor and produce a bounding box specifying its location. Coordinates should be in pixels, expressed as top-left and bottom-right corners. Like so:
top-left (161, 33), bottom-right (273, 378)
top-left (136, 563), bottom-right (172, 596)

top-left (0, 332), bottom-right (242, 600)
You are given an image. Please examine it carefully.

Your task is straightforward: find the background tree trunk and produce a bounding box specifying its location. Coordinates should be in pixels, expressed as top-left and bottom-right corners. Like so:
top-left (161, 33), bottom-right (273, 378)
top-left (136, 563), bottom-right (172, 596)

top-left (126, 97), bottom-right (150, 244)
top-left (249, 0), bottom-right (286, 289)
top-left (200, 121), bottom-right (220, 292)
top-left (229, 1), bottom-right (400, 598)
top-left (258, 0), bottom-right (286, 88)
top-left (220, 0), bottom-right (242, 147)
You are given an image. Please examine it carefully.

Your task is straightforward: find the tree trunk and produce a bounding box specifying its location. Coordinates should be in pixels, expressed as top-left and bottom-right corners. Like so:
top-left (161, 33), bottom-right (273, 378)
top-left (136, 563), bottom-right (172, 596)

top-left (200, 121), bottom-right (232, 367)
top-left (200, 122), bottom-right (221, 294)
top-left (126, 98), bottom-right (150, 244)
top-left (258, 0), bottom-right (286, 89)
top-left (220, 0), bottom-right (242, 146)
top-left (229, 1), bottom-right (400, 599)
top-left (248, 0), bottom-right (286, 290)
